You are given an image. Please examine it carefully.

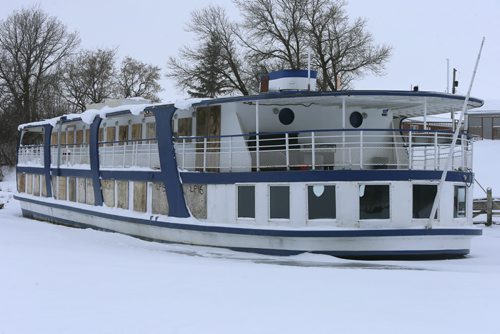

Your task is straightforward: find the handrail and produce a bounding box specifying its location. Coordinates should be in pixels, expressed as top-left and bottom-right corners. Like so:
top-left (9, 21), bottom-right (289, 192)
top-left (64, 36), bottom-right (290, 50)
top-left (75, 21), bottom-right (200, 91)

top-left (174, 128), bottom-right (472, 141)
top-left (173, 129), bottom-right (473, 173)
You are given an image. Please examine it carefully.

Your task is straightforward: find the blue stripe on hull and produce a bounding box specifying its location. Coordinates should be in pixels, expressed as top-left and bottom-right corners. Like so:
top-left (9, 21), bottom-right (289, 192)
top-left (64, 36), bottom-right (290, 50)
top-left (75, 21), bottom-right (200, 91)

top-left (15, 195), bottom-right (482, 238)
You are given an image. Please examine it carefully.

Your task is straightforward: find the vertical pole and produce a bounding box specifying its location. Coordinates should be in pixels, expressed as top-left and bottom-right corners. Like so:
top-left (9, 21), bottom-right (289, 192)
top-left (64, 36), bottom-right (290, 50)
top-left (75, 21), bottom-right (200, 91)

top-left (229, 137), bottom-right (232, 171)
top-left (409, 131), bottom-right (413, 169)
top-left (446, 58), bottom-right (450, 93)
top-left (307, 49), bottom-right (311, 91)
top-left (285, 132), bottom-right (290, 170)
top-left (311, 132), bottom-right (316, 170)
top-left (182, 139), bottom-right (185, 170)
top-left (461, 134), bottom-right (465, 169)
top-left (423, 98), bottom-right (428, 130)
top-left (256, 101), bottom-right (260, 171)
top-left (486, 187), bottom-right (492, 227)
top-left (359, 130), bottom-right (363, 169)
top-left (342, 97), bottom-right (346, 167)
top-left (434, 132), bottom-right (438, 170)
top-left (203, 137), bottom-right (207, 172)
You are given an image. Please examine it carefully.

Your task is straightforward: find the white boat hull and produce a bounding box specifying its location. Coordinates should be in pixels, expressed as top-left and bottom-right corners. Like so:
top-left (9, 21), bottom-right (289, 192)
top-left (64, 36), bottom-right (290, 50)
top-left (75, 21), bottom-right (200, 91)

top-left (16, 195), bottom-right (481, 259)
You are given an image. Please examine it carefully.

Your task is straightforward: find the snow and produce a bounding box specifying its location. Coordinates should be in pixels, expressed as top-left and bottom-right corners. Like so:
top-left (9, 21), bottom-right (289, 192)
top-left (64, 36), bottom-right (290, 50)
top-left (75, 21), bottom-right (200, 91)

top-left (473, 140), bottom-right (500, 198)
top-left (1, 165), bottom-right (500, 333)
top-left (174, 98), bottom-right (211, 110)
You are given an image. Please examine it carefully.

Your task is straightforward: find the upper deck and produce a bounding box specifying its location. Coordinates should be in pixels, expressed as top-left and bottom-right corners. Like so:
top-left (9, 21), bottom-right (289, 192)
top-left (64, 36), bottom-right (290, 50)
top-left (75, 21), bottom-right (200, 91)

top-left (16, 90), bottom-right (483, 174)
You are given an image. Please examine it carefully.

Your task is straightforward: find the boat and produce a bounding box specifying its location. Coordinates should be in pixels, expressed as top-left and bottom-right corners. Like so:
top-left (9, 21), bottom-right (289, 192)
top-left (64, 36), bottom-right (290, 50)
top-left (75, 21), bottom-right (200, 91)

top-left (14, 70), bottom-right (483, 259)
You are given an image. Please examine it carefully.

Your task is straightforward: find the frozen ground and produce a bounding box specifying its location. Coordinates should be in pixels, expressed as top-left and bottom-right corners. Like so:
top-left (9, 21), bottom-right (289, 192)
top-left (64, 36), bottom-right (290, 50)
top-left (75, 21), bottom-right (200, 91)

top-left (1, 144), bottom-right (500, 334)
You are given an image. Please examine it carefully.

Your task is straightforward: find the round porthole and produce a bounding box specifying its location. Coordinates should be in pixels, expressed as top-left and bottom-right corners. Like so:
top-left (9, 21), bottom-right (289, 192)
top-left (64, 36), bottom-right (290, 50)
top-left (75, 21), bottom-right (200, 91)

top-left (279, 108), bottom-right (295, 125)
top-left (349, 111), bottom-right (363, 128)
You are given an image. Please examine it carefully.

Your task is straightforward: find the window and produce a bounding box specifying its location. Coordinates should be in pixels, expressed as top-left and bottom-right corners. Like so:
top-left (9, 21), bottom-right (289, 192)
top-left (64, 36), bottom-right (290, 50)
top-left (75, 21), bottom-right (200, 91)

top-left (21, 129), bottom-right (44, 146)
top-left (278, 108), bottom-right (295, 125)
top-left (454, 186), bottom-right (466, 218)
top-left (308, 185), bottom-right (336, 219)
top-left (413, 185), bottom-right (437, 219)
top-left (349, 111), bottom-right (363, 128)
top-left (237, 186), bottom-right (255, 218)
top-left (270, 186), bottom-right (290, 219)
top-left (359, 184), bottom-right (390, 219)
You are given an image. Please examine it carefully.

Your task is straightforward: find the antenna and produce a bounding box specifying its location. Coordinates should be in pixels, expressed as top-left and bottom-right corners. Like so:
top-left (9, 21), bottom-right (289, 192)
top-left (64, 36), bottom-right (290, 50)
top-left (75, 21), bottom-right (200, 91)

top-left (307, 48), bottom-right (311, 91)
top-left (446, 58), bottom-right (450, 93)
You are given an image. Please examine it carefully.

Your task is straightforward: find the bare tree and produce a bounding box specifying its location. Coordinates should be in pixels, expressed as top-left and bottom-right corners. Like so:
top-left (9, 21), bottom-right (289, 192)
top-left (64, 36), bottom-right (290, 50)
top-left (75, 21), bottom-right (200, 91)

top-left (60, 48), bottom-right (117, 111)
top-left (305, 0), bottom-right (391, 90)
top-left (0, 7), bottom-right (79, 123)
top-left (169, 0), bottom-right (391, 96)
top-left (234, 0), bottom-right (309, 70)
top-left (117, 57), bottom-right (162, 102)
top-left (167, 5), bottom-right (251, 97)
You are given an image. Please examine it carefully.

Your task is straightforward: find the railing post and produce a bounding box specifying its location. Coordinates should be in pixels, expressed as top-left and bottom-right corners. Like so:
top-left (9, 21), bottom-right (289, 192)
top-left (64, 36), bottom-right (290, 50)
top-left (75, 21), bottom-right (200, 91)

top-left (424, 145), bottom-right (427, 170)
top-left (122, 143), bottom-right (126, 168)
top-left (149, 139), bottom-right (152, 168)
top-left (311, 131), bottom-right (316, 170)
top-left (486, 187), bottom-right (493, 227)
top-left (182, 139), bottom-right (186, 170)
top-left (256, 134), bottom-right (260, 171)
top-left (229, 137), bottom-right (232, 172)
top-left (359, 130), bottom-right (363, 169)
top-left (203, 137), bottom-right (207, 172)
top-left (434, 132), bottom-right (438, 170)
top-left (133, 141), bottom-right (137, 167)
top-left (409, 131), bottom-right (413, 169)
top-left (111, 142), bottom-right (115, 167)
top-left (461, 134), bottom-right (465, 169)
top-left (285, 132), bottom-right (290, 170)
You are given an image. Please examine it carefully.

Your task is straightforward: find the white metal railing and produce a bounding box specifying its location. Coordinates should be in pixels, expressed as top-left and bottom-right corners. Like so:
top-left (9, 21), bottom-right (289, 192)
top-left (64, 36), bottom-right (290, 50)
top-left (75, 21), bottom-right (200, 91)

top-left (99, 139), bottom-right (160, 169)
top-left (50, 144), bottom-right (90, 168)
top-left (17, 145), bottom-right (44, 166)
top-left (173, 129), bottom-right (473, 172)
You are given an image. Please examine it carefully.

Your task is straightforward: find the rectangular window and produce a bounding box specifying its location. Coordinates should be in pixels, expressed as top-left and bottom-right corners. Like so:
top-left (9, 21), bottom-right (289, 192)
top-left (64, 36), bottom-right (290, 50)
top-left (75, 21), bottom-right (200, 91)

top-left (359, 184), bottom-right (390, 219)
top-left (270, 186), bottom-right (290, 219)
top-left (454, 186), bottom-right (466, 218)
top-left (412, 185), bottom-right (437, 219)
top-left (308, 185), bottom-right (336, 219)
top-left (237, 185), bottom-right (255, 218)
top-left (133, 181), bottom-right (147, 212)
top-left (68, 177), bottom-right (76, 202)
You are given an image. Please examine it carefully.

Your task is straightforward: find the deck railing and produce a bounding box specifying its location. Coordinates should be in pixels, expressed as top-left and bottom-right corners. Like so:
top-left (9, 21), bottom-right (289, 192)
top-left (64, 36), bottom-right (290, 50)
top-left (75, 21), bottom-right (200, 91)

top-left (173, 129), bottom-right (473, 172)
top-left (17, 129), bottom-right (474, 173)
top-left (17, 145), bottom-right (44, 166)
top-left (98, 139), bottom-right (160, 169)
top-left (50, 144), bottom-right (90, 168)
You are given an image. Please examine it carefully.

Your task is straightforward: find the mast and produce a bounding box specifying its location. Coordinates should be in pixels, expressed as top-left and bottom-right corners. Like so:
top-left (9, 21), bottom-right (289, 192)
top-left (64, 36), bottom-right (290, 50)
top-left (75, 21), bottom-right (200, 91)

top-left (427, 37), bottom-right (485, 229)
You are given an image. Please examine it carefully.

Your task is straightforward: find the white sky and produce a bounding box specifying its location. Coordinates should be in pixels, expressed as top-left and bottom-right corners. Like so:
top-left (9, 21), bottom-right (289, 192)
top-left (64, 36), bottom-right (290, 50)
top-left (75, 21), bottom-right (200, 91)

top-left (1, 0), bottom-right (499, 104)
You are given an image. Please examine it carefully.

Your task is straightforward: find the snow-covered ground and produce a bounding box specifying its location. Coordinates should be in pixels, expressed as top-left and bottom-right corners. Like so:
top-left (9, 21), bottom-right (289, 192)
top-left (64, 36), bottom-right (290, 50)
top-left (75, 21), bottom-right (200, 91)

top-left (1, 144), bottom-right (500, 333)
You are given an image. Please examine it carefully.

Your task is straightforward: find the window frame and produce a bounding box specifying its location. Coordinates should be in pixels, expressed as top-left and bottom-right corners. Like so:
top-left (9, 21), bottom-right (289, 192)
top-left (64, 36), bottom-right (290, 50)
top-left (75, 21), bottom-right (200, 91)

top-left (412, 183), bottom-right (439, 220)
top-left (268, 184), bottom-right (291, 221)
top-left (306, 183), bottom-right (337, 221)
top-left (236, 184), bottom-right (256, 220)
top-left (358, 183), bottom-right (391, 221)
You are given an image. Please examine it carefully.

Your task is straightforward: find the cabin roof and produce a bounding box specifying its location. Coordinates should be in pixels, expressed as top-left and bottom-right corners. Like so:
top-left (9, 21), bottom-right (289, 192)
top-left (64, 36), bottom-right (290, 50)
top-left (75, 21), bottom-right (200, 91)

top-left (194, 90), bottom-right (483, 118)
top-left (18, 90), bottom-right (484, 130)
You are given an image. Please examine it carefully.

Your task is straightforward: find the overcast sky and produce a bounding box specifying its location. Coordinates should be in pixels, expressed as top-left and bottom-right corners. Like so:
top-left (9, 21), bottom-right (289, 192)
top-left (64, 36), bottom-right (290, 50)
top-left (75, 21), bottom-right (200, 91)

top-left (1, 0), bottom-right (499, 105)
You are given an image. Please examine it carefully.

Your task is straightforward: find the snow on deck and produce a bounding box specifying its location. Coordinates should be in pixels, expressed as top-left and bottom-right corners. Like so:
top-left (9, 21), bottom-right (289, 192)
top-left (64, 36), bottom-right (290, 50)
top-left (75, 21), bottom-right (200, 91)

top-left (0, 166), bottom-right (499, 333)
